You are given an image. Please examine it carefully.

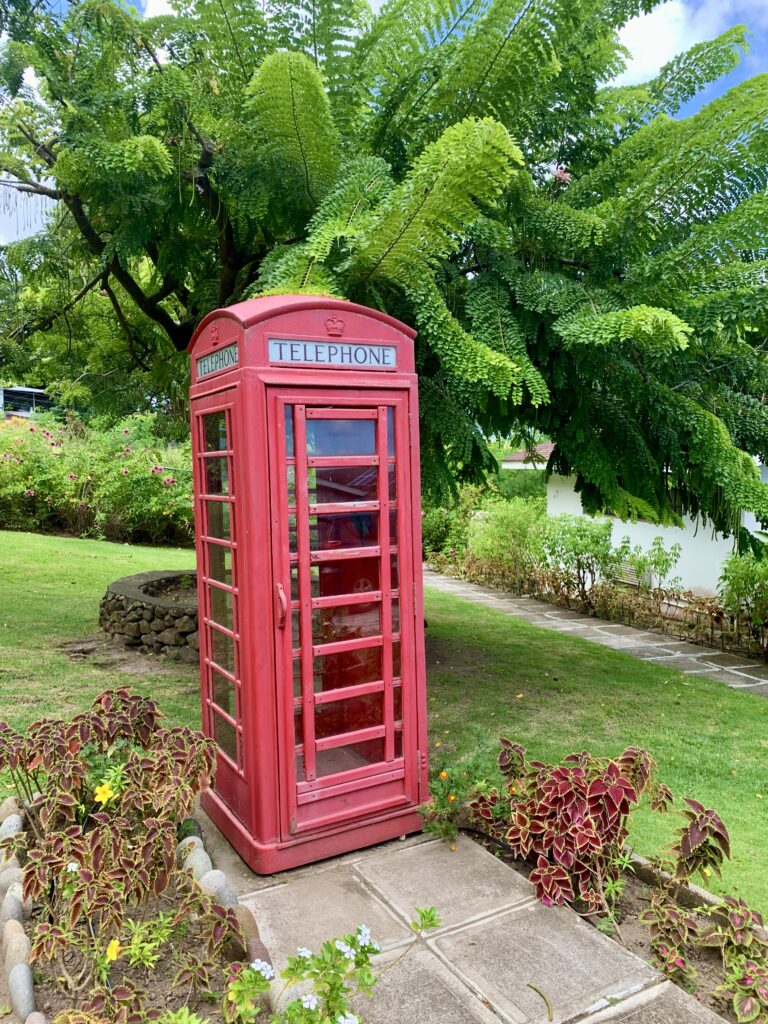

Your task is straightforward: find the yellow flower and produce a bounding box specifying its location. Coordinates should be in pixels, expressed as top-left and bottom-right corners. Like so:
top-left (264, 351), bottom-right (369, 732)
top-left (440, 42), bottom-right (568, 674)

top-left (448, 794), bottom-right (456, 804)
top-left (106, 939), bottom-right (121, 962)
top-left (94, 782), bottom-right (115, 805)
top-left (439, 771), bottom-right (448, 780)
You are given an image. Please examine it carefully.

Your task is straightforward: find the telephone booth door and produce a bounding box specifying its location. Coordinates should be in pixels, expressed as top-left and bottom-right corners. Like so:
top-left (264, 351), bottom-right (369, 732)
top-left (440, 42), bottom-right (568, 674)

top-left (268, 388), bottom-right (420, 837)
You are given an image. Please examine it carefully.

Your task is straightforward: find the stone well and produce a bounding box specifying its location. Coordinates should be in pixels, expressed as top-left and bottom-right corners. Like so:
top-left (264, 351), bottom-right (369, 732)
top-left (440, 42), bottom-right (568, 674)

top-left (99, 570), bottom-right (199, 661)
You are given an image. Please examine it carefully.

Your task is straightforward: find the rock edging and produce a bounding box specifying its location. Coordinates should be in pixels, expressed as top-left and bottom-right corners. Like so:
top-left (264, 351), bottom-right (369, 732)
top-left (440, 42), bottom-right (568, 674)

top-left (0, 797), bottom-right (36, 1024)
top-left (99, 571), bottom-right (199, 660)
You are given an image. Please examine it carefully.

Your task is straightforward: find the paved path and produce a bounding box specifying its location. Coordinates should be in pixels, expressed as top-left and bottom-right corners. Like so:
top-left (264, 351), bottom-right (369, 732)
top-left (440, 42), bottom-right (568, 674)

top-left (423, 566), bottom-right (768, 695)
top-left (202, 817), bottom-right (723, 1024)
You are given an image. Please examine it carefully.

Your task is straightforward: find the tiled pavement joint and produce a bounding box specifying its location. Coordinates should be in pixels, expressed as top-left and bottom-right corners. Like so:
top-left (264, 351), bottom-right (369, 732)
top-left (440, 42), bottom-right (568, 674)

top-left (423, 567), bottom-right (768, 696)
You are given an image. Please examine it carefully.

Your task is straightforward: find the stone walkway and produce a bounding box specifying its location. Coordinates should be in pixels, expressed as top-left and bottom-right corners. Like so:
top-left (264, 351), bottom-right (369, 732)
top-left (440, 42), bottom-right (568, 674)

top-left (423, 567), bottom-right (768, 695)
top-left (201, 818), bottom-right (724, 1024)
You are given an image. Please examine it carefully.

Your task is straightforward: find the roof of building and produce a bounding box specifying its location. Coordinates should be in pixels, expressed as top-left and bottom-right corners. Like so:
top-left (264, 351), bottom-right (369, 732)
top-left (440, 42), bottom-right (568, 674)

top-left (501, 441), bottom-right (555, 466)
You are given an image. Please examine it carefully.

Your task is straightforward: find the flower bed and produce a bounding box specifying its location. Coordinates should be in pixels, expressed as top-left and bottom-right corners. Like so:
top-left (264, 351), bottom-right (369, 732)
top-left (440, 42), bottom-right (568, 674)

top-left (425, 742), bottom-right (768, 1024)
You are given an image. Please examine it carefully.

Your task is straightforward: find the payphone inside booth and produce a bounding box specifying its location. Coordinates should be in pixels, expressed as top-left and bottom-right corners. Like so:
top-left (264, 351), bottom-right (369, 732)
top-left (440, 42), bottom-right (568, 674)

top-left (188, 296), bottom-right (428, 874)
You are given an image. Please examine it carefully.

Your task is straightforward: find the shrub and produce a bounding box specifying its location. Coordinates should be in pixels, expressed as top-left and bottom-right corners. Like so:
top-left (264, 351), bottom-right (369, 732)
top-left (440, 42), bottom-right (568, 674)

top-left (464, 497), bottom-right (546, 592)
top-left (0, 413), bottom-right (193, 545)
top-left (537, 515), bottom-right (620, 608)
top-left (719, 552), bottom-right (768, 639)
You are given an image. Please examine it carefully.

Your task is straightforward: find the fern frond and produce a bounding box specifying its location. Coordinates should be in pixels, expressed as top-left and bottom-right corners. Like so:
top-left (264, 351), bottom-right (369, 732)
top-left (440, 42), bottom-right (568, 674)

top-left (245, 51), bottom-right (340, 208)
top-left (352, 116), bottom-right (521, 284)
top-left (554, 305), bottom-right (693, 354)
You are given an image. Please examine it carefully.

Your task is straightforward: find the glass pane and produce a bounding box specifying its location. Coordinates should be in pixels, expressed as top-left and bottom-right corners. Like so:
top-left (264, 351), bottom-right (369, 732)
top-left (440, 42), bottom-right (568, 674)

top-left (287, 465), bottom-right (296, 506)
top-left (389, 509), bottom-right (398, 543)
top-left (391, 599), bottom-right (400, 632)
top-left (315, 692), bottom-right (384, 740)
top-left (388, 466), bottom-right (396, 501)
top-left (213, 713), bottom-right (238, 764)
top-left (210, 585), bottom-right (234, 629)
top-left (209, 627), bottom-right (235, 674)
top-left (309, 466), bottom-right (378, 504)
top-left (394, 684), bottom-right (402, 722)
top-left (316, 738), bottom-right (385, 778)
top-left (289, 514), bottom-right (297, 553)
top-left (395, 729), bottom-right (403, 759)
top-left (204, 457), bottom-right (229, 495)
top-left (293, 657), bottom-right (302, 699)
top-left (294, 705), bottom-right (303, 746)
top-left (306, 419), bottom-right (375, 457)
top-left (291, 610), bottom-right (301, 648)
top-left (313, 558), bottom-right (380, 599)
top-left (212, 671), bottom-right (236, 718)
top-left (207, 543), bottom-right (232, 586)
top-left (310, 513), bottom-right (379, 551)
top-left (204, 412), bottom-right (227, 451)
top-left (206, 500), bottom-right (231, 540)
top-left (393, 641), bottom-right (401, 676)
top-left (285, 406), bottom-right (294, 458)
top-left (312, 602), bottom-right (381, 645)
top-left (291, 564), bottom-right (300, 601)
top-left (390, 554), bottom-right (399, 589)
top-left (296, 753), bottom-right (305, 783)
top-left (387, 408), bottom-right (395, 457)
top-left (314, 646), bottom-right (382, 693)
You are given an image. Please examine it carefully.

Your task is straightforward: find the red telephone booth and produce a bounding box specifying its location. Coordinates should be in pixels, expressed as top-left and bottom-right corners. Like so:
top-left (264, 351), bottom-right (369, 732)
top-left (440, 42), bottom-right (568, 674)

top-left (188, 296), bottom-right (428, 874)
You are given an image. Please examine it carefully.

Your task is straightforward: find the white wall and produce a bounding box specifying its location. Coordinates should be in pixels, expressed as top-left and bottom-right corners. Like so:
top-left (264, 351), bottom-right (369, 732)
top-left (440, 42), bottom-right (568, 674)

top-left (546, 474), bottom-right (735, 595)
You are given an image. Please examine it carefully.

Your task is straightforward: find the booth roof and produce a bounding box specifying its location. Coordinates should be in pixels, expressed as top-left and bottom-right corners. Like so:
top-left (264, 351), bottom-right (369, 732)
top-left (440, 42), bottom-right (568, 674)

top-left (188, 295), bottom-right (417, 352)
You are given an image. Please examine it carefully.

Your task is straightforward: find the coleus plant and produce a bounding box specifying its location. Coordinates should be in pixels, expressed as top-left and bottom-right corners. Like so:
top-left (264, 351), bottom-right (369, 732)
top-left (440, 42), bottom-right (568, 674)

top-left (471, 740), bottom-right (655, 916)
top-left (0, 688), bottom-right (234, 1014)
top-left (714, 959), bottom-right (768, 1024)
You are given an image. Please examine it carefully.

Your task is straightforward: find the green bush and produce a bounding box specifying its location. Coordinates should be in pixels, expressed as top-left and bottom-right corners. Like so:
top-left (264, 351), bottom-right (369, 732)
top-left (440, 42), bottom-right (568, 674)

top-left (538, 514), bottom-right (621, 607)
top-left (464, 497), bottom-right (546, 591)
top-left (421, 484), bottom-right (486, 556)
top-left (493, 468), bottom-right (546, 502)
top-left (0, 413), bottom-right (193, 545)
top-left (719, 552), bottom-right (768, 634)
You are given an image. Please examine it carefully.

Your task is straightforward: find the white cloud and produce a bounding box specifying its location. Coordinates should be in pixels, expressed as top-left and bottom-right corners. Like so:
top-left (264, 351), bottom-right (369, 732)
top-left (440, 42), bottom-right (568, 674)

top-left (613, 0), bottom-right (768, 87)
top-left (143, 0), bottom-right (174, 16)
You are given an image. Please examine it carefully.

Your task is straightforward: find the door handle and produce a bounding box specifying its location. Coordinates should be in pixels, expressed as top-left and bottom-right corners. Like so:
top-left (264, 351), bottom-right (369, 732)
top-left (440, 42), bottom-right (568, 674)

top-left (276, 583), bottom-right (288, 628)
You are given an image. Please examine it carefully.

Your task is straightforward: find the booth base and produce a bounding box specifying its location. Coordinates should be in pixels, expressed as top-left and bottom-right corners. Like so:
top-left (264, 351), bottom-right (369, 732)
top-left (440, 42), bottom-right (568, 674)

top-left (201, 788), bottom-right (425, 874)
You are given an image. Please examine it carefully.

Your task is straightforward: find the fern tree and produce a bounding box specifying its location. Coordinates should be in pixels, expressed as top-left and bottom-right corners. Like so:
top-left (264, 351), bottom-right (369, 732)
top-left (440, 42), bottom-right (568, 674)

top-left (1, 0), bottom-right (767, 540)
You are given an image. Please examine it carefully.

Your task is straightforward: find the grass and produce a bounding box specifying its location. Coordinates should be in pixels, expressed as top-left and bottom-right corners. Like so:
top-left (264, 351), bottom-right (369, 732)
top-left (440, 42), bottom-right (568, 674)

top-left (1, 530), bottom-right (766, 911)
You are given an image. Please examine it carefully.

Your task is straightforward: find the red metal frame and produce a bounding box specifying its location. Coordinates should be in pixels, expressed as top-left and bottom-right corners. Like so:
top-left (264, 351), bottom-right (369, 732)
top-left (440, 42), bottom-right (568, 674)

top-left (188, 297), bottom-right (428, 874)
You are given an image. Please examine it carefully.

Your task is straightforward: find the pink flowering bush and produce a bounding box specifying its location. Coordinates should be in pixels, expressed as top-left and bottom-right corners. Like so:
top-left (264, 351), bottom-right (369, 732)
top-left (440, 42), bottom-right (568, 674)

top-left (0, 414), bottom-right (193, 544)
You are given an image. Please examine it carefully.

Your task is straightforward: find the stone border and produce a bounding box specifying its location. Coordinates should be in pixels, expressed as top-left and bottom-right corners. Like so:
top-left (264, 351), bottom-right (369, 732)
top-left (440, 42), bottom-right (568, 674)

top-left (0, 796), bottom-right (36, 1024)
top-left (0, 799), bottom-right (271, 1024)
top-left (99, 571), bottom-right (199, 660)
top-left (176, 819), bottom-right (272, 968)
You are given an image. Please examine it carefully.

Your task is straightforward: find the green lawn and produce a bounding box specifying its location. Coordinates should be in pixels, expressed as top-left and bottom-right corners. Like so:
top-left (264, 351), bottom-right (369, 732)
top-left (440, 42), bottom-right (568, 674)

top-left (1, 531), bottom-right (766, 911)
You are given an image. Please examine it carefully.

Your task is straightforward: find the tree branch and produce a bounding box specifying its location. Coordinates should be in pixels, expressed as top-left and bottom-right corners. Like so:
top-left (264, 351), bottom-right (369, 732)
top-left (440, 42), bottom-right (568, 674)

top-left (11, 270), bottom-right (104, 340)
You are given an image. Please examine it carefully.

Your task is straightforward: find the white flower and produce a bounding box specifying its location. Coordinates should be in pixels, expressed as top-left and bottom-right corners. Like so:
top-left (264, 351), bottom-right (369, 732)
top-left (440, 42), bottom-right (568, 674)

top-left (297, 946), bottom-right (313, 959)
top-left (335, 940), bottom-right (355, 960)
top-left (300, 994), bottom-right (319, 1010)
top-left (66, 862), bottom-right (79, 874)
top-left (337, 1014), bottom-right (359, 1024)
top-left (250, 958), bottom-right (275, 980)
top-left (356, 925), bottom-right (373, 947)
top-left (371, 941), bottom-right (381, 952)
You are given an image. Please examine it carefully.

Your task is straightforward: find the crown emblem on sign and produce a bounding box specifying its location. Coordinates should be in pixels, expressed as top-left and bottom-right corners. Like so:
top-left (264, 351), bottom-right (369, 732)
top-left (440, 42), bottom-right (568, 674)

top-left (210, 324), bottom-right (220, 343)
top-left (325, 314), bottom-right (345, 337)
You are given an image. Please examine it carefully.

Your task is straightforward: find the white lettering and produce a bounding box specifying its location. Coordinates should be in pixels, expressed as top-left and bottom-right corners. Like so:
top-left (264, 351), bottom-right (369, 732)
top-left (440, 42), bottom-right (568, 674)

top-left (268, 339), bottom-right (397, 370)
top-left (196, 343), bottom-right (239, 379)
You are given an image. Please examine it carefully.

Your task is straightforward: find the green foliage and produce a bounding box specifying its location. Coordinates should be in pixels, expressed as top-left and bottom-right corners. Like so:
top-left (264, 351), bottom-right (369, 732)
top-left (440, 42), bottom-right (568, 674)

top-left (719, 552), bottom-right (768, 632)
top-left (0, 0), bottom-right (767, 528)
top-left (0, 413), bottom-right (193, 545)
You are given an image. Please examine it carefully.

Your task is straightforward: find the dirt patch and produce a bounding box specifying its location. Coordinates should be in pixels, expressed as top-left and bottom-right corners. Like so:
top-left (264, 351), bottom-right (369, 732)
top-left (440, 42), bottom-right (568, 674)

top-left (59, 636), bottom-right (182, 676)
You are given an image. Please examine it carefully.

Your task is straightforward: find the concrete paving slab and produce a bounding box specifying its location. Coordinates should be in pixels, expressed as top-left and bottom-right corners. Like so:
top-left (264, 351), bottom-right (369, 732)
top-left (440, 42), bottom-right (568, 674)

top-left (239, 863), bottom-right (415, 965)
top-left (613, 645), bottom-right (681, 659)
top-left (351, 945), bottom-right (500, 1024)
top-left (697, 652), bottom-right (762, 669)
top-left (723, 679), bottom-right (768, 693)
top-left (430, 902), bottom-right (657, 1024)
top-left (583, 980), bottom-right (725, 1023)
top-left (356, 835), bottom-right (535, 931)
top-left (712, 671), bottom-right (768, 688)
top-left (729, 664), bottom-right (768, 681)
top-left (638, 656), bottom-right (722, 674)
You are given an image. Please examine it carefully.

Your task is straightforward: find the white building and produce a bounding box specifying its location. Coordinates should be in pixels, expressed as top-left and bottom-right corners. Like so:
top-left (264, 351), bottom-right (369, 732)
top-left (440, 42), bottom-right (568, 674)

top-left (501, 443), bottom-right (765, 595)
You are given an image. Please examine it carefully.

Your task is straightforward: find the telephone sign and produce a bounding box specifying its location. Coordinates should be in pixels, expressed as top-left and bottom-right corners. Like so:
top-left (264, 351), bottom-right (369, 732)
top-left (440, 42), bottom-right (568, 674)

top-left (188, 296), bottom-right (428, 874)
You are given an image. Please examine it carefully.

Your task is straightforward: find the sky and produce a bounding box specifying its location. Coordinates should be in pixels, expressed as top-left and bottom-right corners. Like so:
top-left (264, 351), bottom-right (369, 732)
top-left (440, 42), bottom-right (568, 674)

top-left (1, 0), bottom-right (767, 243)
